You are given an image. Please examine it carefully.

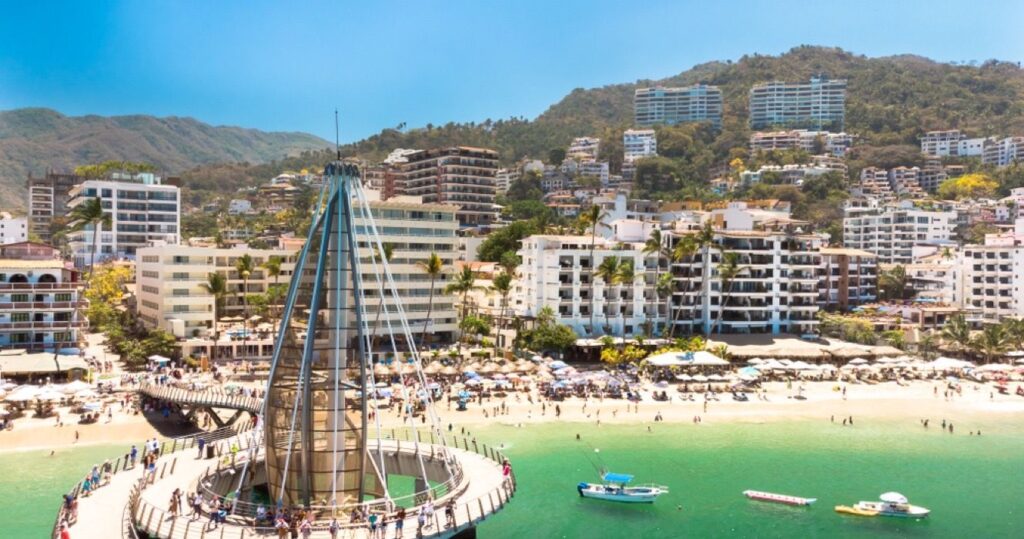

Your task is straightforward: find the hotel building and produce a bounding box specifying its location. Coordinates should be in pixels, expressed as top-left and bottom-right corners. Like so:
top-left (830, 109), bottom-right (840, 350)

top-left (25, 171), bottom-right (83, 242)
top-left (136, 196), bottom-right (460, 359)
top-left (0, 243), bottom-right (86, 352)
top-left (393, 147), bottom-right (498, 227)
top-left (0, 213), bottom-right (28, 245)
top-left (66, 173), bottom-right (180, 268)
top-left (749, 77), bottom-right (846, 131)
top-left (634, 84), bottom-right (723, 128)
top-left (842, 201), bottom-right (957, 264)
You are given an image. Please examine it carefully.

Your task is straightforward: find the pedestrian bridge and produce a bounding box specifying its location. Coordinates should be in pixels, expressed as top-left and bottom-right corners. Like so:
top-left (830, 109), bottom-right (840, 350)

top-left (138, 383), bottom-right (262, 428)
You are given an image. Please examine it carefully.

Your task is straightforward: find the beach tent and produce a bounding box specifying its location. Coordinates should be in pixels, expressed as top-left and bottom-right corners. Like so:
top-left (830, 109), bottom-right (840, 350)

top-left (646, 352), bottom-right (687, 367)
top-left (148, 355), bottom-right (171, 364)
top-left (928, 357), bottom-right (974, 370)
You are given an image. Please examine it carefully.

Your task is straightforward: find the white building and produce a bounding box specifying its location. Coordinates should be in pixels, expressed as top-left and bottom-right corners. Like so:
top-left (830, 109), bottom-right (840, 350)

top-left (567, 137), bottom-right (600, 161)
top-left (920, 130), bottom-right (964, 157)
top-left (982, 136), bottom-right (1024, 167)
top-left (228, 199), bottom-right (253, 214)
top-left (0, 213), bottom-right (28, 245)
top-left (843, 201), bottom-right (957, 264)
top-left (136, 195), bottom-right (460, 357)
top-left (623, 129), bottom-right (658, 163)
top-left (749, 130), bottom-right (854, 157)
top-left (67, 173), bottom-right (180, 267)
top-left (495, 168), bottom-right (520, 196)
top-left (634, 84), bottom-right (723, 129)
top-left (515, 235), bottom-right (663, 337)
top-left (0, 243), bottom-right (85, 353)
top-left (749, 77), bottom-right (846, 131)
top-left (577, 160), bottom-right (610, 186)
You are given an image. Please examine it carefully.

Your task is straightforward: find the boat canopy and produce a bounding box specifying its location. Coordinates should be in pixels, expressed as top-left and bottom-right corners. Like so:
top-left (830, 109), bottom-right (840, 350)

top-left (879, 492), bottom-right (908, 504)
top-left (602, 472), bottom-right (634, 483)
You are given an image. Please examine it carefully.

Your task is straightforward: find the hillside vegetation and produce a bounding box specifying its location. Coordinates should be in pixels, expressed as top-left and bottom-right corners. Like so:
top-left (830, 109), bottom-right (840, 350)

top-left (0, 108), bottom-right (330, 210)
top-left (178, 46), bottom-right (1024, 202)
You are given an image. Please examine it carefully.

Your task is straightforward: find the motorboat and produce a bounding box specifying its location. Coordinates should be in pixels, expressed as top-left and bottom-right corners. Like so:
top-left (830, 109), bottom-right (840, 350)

top-left (577, 472), bottom-right (668, 503)
top-left (835, 492), bottom-right (929, 519)
top-left (743, 490), bottom-right (816, 506)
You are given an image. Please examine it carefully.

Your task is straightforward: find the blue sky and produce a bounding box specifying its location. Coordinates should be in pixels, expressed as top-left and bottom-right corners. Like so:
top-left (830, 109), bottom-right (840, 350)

top-left (1, 0), bottom-right (1022, 142)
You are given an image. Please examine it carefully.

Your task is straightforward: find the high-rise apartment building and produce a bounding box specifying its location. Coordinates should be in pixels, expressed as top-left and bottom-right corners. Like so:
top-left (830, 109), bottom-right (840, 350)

top-left (843, 201), bottom-right (957, 264)
top-left (623, 129), bottom-right (658, 163)
top-left (0, 243), bottom-right (85, 352)
top-left (818, 248), bottom-right (878, 311)
top-left (749, 130), bottom-right (853, 156)
top-left (393, 147), bottom-right (498, 227)
top-left (982, 136), bottom-right (1024, 167)
top-left (749, 77), bottom-right (846, 131)
top-left (66, 173), bottom-right (181, 267)
top-left (634, 84), bottom-right (723, 128)
top-left (25, 171), bottom-right (83, 242)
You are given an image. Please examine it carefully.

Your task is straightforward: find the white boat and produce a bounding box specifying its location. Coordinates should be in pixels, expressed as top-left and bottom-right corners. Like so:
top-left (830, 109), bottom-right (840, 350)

top-left (838, 492), bottom-right (930, 519)
top-left (577, 472), bottom-right (668, 503)
top-left (743, 489), bottom-right (816, 506)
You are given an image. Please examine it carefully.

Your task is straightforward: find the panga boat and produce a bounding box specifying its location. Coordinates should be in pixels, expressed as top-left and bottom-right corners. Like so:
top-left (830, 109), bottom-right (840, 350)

top-left (743, 490), bottom-right (817, 506)
top-left (577, 472), bottom-right (668, 503)
top-left (835, 492), bottom-right (930, 519)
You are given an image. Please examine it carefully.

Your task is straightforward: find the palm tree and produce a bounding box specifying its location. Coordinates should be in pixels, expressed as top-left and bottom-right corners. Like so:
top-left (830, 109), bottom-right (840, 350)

top-left (1000, 317), bottom-right (1024, 350)
top-left (971, 324), bottom-right (1008, 364)
top-left (416, 252), bottom-right (445, 350)
top-left (445, 266), bottom-right (481, 319)
top-left (616, 259), bottom-right (637, 337)
top-left (262, 255), bottom-right (283, 330)
top-left (595, 256), bottom-right (621, 335)
top-left (235, 254), bottom-right (255, 359)
top-left (942, 313), bottom-right (972, 357)
top-left (667, 235), bottom-right (699, 339)
top-left (878, 265), bottom-right (908, 301)
top-left (688, 223), bottom-right (718, 336)
top-left (68, 197), bottom-right (112, 275)
top-left (200, 272), bottom-right (228, 344)
top-left (711, 252), bottom-right (746, 335)
top-left (579, 205), bottom-right (609, 336)
top-left (643, 229), bottom-right (672, 336)
top-left (491, 271), bottom-right (514, 356)
top-left (917, 330), bottom-right (938, 361)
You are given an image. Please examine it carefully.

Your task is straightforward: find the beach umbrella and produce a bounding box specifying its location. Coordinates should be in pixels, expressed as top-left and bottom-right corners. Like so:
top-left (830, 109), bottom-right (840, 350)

top-left (74, 389), bottom-right (100, 399)
top-left (848, 358), bottom-right (869, 365)
top-left (6, 387), bottom-right (41, 402)
top-left (531, 355), bottom-right (543, 362)
top-left (492, 373), bottom-right (507, 380)
top-left (400, 364), bottom-right (417, 375)
top-left (423, 363), bottom-right (442, 375)
top-left (465, 378), bottom-right (482, 386)
top-left (440, 366), bottom-right (458, 376)
top-left (82, 402), bottom-right (102, 412)
top-left (549, 360), bottom-right (569, 370)
top-left (691, 374), bottom-right (708, 382)
top-left (674, 374), bottom-right (692, 381)
top-left (36, 390), bottom-right (65, 402)
top-left (464, 370), bottom-right (479, 378)
top-left (375, 382), bottom-right (389, 388)
top-left (478, 363), bottom-right (498, 374)
top-left (61, 381), bottom-right (92, 394)
top-left (655, 380), bottom-right (669, 388)
top-left (746, 358), bottom-right (764, 365)
top-left (373, 364), bottom-right (390, 376)
top-left (499, 364), bottom-right (515, 374)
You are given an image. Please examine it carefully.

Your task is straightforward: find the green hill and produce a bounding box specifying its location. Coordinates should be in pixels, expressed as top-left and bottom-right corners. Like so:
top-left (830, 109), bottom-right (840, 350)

top-left (180, 46), bottom-right (1024, 200)
top-left (0, 108), bottom-right (331, 211)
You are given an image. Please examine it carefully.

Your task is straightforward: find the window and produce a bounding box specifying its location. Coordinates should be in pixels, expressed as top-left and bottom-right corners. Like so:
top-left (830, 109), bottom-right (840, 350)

top-left (11, 293), bottom-right (28, 302)
top-left (11, 313), bottom-right (29, 322)
top-left (55, 293), bottom-right (72, 302)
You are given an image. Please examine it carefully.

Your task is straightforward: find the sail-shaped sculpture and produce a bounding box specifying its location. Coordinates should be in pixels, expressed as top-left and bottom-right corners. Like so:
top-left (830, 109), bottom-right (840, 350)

top-left (263, 161), bottom-right (379, 507)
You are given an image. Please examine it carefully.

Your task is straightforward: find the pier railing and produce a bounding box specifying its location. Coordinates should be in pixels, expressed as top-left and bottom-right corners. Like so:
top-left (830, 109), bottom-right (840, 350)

top-left (51, 419), bottom-right (256, 539)
top-left (126, 431), bottom-right (516, 538)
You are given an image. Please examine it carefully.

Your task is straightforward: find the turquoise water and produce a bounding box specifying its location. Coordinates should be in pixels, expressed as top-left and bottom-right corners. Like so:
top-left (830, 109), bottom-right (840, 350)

top-left (476, 420), bottom-right (1024, 538)
top-left (3, 420), bottom-right (1023, 538)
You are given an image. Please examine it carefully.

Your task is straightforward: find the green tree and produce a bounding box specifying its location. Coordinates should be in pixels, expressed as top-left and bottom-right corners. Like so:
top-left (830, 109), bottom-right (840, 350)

top-left (917, 330), bottom-right (938, 361)
top-left (235, 254), bottom-right (255, 357)
top-left (490, 271), bottom-right (514, 356)
top-left (579, 205), bottom-right (610, 335)
top-left (200, 272), bottom-right (228, 342)
top-left (942, 313), bottom-right (972, 356)
top-left (459, 315), bottom-right (491, 344)
top-left (971, 324), bottom-right (1007, 363)
top-left (878, 265), bottom-right (908, 301)
top-left (445, 266), bottom-right (482, 319)
top-left (595, 256), bottom-right (621, 334)
top-left (477, 220), bottom-right (538, 262)
top-left (712, 252), bottom-right (746, 335)
top-left (882, 329), bottom-right (906, 350)
top-left (416, 252), bottom-right (445, 348)
top-left (644, 229), bottom-right (672, 336)
top-left (615, 259), bottom-right (638, 336)
top-left (68, 197), bottom-right (112, 275)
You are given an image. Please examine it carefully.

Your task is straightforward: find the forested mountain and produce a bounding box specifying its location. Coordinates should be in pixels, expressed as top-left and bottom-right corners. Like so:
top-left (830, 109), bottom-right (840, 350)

top-left (179, 46), bottom-right (1024, 202)
top-left (7, 46), bottom-right (1024, 210)
top-left (0, 108), bottom-right (330, 210)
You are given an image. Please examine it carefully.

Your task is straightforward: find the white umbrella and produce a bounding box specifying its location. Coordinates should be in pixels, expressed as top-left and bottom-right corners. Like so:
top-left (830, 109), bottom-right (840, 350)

top-left (62, 381), bottom-right (92, 394)
top-left (848, 358), bottom-right (869, 365)
top-left (36, 390), bottom-right (65, 402)
top-left (5, 387), bottom-right (41, 402)
top-left (74, 389), bottom-right (100, 399)
top-left (691, 374), bottom-right (709, 382)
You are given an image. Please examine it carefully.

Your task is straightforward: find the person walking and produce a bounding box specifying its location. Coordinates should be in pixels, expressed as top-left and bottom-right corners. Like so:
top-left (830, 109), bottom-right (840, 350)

top-left (299, 518), bottom-right (313, 539)
top-left (328, 517), bottom-right (339, 539)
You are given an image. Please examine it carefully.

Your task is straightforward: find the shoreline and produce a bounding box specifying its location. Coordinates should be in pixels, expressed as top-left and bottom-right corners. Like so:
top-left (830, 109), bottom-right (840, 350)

top-left (4, 380), bottom-right (1023, 453)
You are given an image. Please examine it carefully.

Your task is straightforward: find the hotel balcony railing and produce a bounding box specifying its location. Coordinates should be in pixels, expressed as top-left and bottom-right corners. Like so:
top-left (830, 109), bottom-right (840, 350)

top-left (0, 320), bottom-right (88, 331)
top-left (0, 283), bottom-right (80, 291)
top-left (0, 301), bottom-right (87, 310)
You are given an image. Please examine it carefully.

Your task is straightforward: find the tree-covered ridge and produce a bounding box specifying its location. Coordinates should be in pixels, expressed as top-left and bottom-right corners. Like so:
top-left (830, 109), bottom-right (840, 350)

top-left (0, 108), bottom-right (331, 210)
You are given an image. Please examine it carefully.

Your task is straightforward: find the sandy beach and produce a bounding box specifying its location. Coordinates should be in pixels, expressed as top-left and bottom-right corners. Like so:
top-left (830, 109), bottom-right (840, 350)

top-left (4, 377), bottom-right (1023, 453)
